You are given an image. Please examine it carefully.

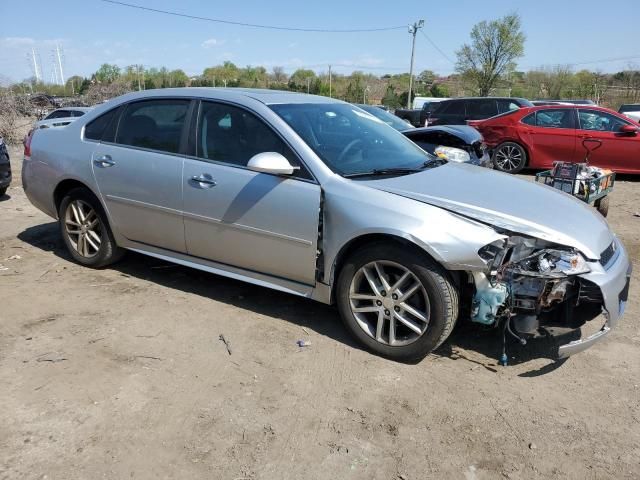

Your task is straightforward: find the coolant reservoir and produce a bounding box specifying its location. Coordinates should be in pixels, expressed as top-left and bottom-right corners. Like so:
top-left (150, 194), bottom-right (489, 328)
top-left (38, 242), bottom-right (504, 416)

top-left (471, 272), bottom-right (508, 325)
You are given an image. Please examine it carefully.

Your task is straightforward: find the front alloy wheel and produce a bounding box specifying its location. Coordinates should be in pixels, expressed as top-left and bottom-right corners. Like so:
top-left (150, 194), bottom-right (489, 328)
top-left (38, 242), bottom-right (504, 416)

top-left (349, 260), bottom-right (430, 346)
top-left (337, 243), bottom-right (459, 362)
top-left (493, 142), bottom-right (526, 173)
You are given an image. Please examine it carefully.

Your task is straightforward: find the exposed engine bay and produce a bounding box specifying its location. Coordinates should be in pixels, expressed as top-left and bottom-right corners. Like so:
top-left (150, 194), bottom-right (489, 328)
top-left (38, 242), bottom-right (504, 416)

top-left (469, 235), bottom-right (604, 354)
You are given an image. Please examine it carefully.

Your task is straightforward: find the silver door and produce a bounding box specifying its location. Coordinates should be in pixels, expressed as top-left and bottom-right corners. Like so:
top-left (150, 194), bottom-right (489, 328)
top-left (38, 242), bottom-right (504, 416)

top-left (91, 99), bottom-right (190, 252)
top-left (182, 101), bottom-right (321, 285)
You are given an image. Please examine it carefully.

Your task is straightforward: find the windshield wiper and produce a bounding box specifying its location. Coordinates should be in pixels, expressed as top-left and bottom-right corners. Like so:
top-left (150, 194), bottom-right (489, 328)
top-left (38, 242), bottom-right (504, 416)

top-left (422, 157), bottom-right (447, 168)
top-left (343, 167), bottom-right (424, 178)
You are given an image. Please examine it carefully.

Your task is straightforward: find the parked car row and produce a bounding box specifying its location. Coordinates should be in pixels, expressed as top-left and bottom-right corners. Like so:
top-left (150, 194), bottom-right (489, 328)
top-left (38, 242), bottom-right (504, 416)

top-left (21, 88), bottom-right (632, 363)
top-left (470, 105), bottom-right (640, 174)
top-left (389, 95), bottom-right (639, 175)
top-left (356, 104), bottom-right (491, 167)
top-left (393, 96), bottom-right (448, 127)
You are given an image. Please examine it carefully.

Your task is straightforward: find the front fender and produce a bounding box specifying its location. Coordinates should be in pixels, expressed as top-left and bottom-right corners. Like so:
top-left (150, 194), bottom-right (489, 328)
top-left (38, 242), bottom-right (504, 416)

top-left (321, 178), bottom-right (505, 285)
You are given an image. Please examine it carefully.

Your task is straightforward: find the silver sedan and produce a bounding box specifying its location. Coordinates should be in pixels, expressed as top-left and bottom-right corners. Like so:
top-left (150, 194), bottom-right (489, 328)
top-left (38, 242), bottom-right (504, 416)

top-left (22, 88), bottom-right (631, 361)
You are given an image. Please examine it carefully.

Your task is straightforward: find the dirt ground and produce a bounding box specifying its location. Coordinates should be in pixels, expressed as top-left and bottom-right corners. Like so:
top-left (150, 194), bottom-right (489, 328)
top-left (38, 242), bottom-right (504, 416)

top-left (1, 143), bottom-right (639, 480)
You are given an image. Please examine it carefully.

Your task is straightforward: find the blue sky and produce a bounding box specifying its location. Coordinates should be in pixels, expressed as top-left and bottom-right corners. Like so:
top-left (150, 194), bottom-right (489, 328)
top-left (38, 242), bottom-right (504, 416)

top-left (1, 0), bottom-right (639, 84)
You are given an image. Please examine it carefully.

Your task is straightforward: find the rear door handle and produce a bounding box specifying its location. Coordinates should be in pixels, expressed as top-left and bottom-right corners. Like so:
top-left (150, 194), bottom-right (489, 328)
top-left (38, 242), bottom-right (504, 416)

top-left (191, 175), bottom-right (217, 188)
top-left (94, 155), bottom-right (115, 167)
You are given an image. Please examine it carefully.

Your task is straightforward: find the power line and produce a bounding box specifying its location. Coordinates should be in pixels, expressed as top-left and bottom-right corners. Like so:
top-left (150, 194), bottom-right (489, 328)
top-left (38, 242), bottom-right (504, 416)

top-left (99, 0), bottom-right (406, 33)
top-left (420, 30), bottom-right (455, 64)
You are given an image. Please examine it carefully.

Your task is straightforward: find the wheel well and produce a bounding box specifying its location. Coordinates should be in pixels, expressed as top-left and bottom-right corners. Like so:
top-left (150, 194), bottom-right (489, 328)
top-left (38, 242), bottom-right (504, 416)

top-left (330, 234), bottom-right (457, 303)
top-left (53, 179), bottom-right (94, 212)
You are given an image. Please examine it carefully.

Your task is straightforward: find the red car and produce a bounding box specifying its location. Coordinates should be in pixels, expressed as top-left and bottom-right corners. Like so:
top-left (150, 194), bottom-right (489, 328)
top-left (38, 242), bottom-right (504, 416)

top-left (469, 105), bottom-right (640, 174)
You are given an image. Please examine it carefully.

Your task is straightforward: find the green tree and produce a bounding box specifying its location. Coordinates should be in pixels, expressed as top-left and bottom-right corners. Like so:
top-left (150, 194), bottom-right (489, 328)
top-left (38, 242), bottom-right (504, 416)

top-left (288, 69), bottom-right (316, 92)
top-left (65, 75), bottom-right (85, 94)
top-left (429, 83), bottom-right (449, 97)
top-left (94, 63), bottom-right (121, 84)
top-left (455, 13), bottom-right (525, 96)
top-left (416, 70), bottom-right (436, 93)
top-left (344, 72), bottom-right (365, 103)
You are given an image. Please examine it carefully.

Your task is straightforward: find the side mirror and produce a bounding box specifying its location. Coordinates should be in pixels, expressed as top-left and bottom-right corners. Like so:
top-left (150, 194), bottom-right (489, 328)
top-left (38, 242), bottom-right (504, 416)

top-left (247, 152), bottom-right (297, 175)
top-left (619, 124), bottom-right (638, 134)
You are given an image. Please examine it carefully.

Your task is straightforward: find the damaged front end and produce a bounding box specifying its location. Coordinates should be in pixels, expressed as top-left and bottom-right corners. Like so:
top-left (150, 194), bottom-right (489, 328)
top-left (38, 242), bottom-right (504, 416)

top-left (470, 235), bottom-right (611, 359)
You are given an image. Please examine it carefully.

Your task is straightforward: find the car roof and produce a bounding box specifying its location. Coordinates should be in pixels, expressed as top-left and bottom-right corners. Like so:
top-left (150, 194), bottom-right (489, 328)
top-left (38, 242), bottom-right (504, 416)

top-left (54, 106), bottom-right (92, 112)
top-left (112, 87), bottom-right (344, 106)
top-left (440, 97), bottom-right (529, 102)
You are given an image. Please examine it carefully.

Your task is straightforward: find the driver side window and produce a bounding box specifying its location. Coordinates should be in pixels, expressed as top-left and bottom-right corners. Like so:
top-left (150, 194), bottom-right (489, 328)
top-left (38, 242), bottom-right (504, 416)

top-left (196, 101), bottom-right (311, 179)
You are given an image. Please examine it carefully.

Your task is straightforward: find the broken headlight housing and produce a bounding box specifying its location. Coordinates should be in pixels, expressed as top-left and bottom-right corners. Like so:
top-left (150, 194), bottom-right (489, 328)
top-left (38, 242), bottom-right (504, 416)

top-left (509, 249), bottom-right (591, 277)
top-left (478, 237), bottom-right (591, 278)
top-left (434, 146), bottom-right (470, 163)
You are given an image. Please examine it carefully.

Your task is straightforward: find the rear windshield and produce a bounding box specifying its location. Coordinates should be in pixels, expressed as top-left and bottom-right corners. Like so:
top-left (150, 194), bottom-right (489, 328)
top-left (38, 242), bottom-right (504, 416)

top-left (619, 105), bottom-right (640, 113)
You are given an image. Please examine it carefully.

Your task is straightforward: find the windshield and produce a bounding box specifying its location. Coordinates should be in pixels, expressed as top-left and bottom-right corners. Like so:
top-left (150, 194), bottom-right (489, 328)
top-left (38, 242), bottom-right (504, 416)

top-left (356, 104), bottom-right (414, 132)
top-left (270, 103), bottom-right (433, 176)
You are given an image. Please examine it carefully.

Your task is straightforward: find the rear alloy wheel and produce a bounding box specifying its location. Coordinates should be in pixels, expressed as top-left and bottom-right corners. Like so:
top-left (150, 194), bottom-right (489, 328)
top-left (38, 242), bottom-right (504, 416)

top-left (337, 243), bottom-right (459, 362)
top-left (493, 142), bottom-right (527, 174)
top-left (59, 188), bottom-right (124, 268)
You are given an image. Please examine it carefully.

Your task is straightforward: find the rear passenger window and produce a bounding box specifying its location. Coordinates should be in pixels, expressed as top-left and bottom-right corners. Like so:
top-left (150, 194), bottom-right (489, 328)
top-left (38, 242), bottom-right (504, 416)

top-left (440, 101), bottom-right (465, 115)
top-left (467, 100), bottom-right (497, 117)
top-left (85, 108), bottom-right (118, 141)
top-left (197, 101), bottom-right (311, 179)
top-left (535, 109), bottom-right (574, 129)
top-left (521, 113), bottom-right (536, 126)
top-left (115, 99), bottom-right (190, 154)
top-left (45, 110), bottom-right (69, 120)
top-left (497, 100), bottom-right (520, 113)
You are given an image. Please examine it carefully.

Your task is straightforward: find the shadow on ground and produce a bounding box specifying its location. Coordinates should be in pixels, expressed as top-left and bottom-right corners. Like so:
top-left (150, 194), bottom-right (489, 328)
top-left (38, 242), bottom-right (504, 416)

top-left (19, 221), bottom-right (570, 376)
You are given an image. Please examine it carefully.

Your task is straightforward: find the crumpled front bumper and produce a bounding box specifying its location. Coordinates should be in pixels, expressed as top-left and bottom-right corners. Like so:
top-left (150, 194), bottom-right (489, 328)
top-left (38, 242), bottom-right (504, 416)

top-left (557, 238), bottom-right (632, 359)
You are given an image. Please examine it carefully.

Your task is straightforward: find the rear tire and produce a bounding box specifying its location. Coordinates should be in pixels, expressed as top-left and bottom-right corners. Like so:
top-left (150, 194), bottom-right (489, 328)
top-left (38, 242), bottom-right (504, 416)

top-left (336, 243), bottom-right (459, 362)
top-left (595, 196), bottom-right (609, 217)
top-left (493, 142), bottom-right (527, 174)
top-left (58, 187), bottom-right (125, 268)
top-left (0, 187), bottom-right (7, 197)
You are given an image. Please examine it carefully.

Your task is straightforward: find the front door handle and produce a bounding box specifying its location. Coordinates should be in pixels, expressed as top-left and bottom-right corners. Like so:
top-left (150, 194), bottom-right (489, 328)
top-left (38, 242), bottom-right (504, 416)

top-left (191, 175), bottom-right (217, 187)
top-left (94, 155), bottom-right (115, 167)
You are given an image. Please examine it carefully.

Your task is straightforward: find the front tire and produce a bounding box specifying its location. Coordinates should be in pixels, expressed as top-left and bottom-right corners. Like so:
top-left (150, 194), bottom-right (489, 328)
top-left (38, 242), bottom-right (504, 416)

top-left (493, 142), bottom-right (527, 174)
top-left (0, 187), bottom-right (7, 197)
top-left (336, 243), bottom-right (459, 362)
top-left (58, 188), bottom-right (125, 268)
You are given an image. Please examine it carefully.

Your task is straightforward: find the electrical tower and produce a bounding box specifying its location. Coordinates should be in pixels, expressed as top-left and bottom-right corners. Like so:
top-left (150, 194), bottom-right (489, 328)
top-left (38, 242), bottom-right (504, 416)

top-left (30, 48), bottom-right (41, 83)
top-left (56, 44), bottom-right (65, 85)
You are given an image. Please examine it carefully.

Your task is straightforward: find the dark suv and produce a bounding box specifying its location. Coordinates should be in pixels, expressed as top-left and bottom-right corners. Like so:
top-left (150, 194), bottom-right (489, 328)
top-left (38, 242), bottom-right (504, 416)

top-left (428, 97), bottom-right (533, 126)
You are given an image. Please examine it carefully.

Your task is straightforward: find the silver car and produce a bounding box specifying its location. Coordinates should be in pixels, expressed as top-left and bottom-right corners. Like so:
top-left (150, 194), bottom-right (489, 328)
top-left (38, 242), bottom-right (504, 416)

top-left (22, 88), bottom-right (632, 361)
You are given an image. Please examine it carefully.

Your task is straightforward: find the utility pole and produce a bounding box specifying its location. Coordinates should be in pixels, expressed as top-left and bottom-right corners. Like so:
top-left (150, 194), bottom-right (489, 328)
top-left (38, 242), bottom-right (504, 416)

top-left (329, 65), bottom-right (332, 98)
top-left (407, 19), bottom-right (424, 109)
top-left (55, 43), bottom-right (65, 85)
top-left (306, 77), bottom-right (310, 94)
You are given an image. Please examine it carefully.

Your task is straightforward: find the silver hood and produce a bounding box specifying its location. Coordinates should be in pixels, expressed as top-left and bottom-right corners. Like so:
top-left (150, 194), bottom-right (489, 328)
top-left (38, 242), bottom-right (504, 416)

top-left (364, 162), bottom-right (612, 260)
